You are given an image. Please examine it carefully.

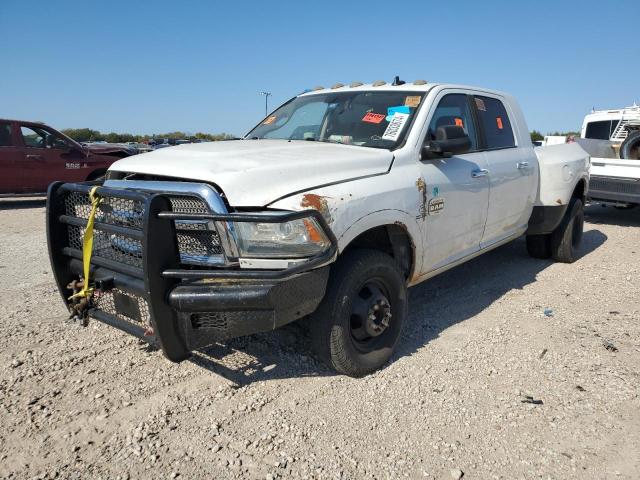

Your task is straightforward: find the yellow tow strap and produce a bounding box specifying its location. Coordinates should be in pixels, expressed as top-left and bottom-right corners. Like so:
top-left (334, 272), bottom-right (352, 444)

top-left (69, 186), bottom-right (102, 300)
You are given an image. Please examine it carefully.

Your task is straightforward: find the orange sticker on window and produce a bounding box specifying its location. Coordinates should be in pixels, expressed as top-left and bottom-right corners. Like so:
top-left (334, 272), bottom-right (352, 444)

top-left (263, 115), bottom-right (277, 125)
top-left (496, 117), bottom-right (503, 129)
top-left (404, 95), bottom-right (422, 108)
top-left (455, 118), bottom-right (464, 127)
top-left (362, 112), bottom-right (385, 124)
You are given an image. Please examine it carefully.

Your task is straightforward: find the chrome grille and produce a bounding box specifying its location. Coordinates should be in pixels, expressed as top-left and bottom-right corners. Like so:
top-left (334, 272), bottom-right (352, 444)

top-left (62, 189), bottom-right (223, 267)
top-left (68, 224), bottom-right (143, 268)
top-left (169, 195), bottom-right (210, 214)
top-left (65, 191), bottom-right (145, 228)
top-left (64, 193), bottom-right (144, 268)
top-left (169, 195), bottom-right (223, 265)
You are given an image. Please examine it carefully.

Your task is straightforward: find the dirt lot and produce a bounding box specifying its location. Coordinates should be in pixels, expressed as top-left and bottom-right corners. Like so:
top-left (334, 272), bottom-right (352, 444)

top-left (0, 200), bottom-right (639, 480)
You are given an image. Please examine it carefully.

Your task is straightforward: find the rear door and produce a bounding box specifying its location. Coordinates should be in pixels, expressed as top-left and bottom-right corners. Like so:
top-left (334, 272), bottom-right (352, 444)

top-left (0, 121), bottom-right (25, 194)
top-left (473, 95), bottom-right (536, 247)
top-left (418, 91), bottom-right (490, 272)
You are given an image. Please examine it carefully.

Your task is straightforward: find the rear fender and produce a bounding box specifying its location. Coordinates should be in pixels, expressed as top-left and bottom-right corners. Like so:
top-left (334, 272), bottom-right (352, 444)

top-left (535, 143), bottom-right (590, 207)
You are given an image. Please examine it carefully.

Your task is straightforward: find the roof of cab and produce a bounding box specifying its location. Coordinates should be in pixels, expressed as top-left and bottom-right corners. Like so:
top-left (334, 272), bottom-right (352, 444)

top-left (298, 81), bottom-right (510, 98)
top-left (0, 118), bottom-right (46, 125)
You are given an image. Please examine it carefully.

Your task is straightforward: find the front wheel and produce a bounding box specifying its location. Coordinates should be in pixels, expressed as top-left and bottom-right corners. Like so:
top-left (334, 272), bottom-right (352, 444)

top-left (309, 249), bottom-right (408, 377)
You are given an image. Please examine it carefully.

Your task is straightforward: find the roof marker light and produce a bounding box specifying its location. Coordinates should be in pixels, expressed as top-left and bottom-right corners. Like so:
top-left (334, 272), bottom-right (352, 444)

top-left (350, 81), bottom-right (363, 87)
top-left (313, 86), bottom-right (325, 91)
top-left (413, 79), bottom-right (427, 85)
top-left (331, 83), bottom-right (345, 89)
top-left (372, 80), bottom-right (386, 87)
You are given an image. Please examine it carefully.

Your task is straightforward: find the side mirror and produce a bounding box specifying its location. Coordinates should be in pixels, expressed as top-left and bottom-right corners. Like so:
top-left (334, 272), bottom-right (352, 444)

top-left (422, 125), bottom-right (471, 160)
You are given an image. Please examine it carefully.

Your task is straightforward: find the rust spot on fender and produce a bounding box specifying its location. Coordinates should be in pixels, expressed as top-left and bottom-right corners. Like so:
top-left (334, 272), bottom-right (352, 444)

top-left (415, 177), bottom-right (427, 220)
top-left (301, 193), bottom-right (333, 223)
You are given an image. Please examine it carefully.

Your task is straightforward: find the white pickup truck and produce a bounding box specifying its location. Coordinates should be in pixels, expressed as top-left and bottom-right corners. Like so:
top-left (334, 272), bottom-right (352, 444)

top-left (578, 105), bottom-right (640, 207)
top-left (47, 80), bottom-right (589, 377)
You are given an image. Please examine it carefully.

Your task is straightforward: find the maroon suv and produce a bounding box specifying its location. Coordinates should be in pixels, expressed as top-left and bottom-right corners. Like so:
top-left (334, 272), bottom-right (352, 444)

top-left (0, 119), bottom-right (134, 195)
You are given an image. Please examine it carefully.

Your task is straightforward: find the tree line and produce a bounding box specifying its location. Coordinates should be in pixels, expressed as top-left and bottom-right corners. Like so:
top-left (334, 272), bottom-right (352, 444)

top-left (60, 128), bottom-right (236, 143)
top-left (530, 130), bottom-right (581, 142)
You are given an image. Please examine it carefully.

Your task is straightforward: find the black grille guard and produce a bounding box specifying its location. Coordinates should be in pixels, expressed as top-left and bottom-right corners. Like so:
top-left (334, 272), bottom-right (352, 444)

top-left (47, 181), bottom-right (337, 360)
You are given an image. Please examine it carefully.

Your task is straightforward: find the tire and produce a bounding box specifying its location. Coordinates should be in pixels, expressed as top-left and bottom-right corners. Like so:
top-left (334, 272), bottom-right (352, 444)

top-left (309, 249), bottom-right (408, 377)
top-left (550, 198), bottom-right (584, 263)
top-left (526, 234), bottom-right (552, 259)
top-left (620, 131), bottom-right (640, 160)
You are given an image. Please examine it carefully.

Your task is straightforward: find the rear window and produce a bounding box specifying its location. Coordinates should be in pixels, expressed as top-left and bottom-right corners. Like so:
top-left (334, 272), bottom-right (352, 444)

top-left (474, 96), bottom-right (515, 149)
top-left (0, 122), bottom-right (12, 146)
top-left (584, 120), bottom-right (618, 140)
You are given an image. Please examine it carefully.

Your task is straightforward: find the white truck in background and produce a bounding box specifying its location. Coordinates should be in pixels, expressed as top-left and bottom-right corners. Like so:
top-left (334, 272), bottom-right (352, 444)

top-left (47, 80), bottom-right (590, 377)
top-left (543, 135), bottom-right (570, 146)
top-left (578, 104), bottom-right (640, 207)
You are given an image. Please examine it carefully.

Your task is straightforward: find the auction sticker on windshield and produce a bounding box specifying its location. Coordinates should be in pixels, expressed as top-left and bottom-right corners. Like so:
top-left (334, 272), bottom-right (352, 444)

top-left (404, 95), bottom-right (421, 107)
top-left (362, 112), bottom-right (385, 124)
top-left (382, 112), bottom-right (410, 141)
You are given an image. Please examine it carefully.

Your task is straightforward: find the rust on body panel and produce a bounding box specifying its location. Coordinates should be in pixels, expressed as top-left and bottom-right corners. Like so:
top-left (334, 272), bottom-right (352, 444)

top-left (301, 193), bottom-right (333, 223)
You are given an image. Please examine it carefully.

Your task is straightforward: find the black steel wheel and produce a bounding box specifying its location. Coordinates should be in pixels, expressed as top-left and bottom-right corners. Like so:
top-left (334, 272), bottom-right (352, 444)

top-left (309, 249), bottom-right (407, 377)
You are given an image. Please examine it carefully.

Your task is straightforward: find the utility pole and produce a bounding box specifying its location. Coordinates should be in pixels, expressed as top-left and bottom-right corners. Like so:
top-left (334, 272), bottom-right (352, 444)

top-left (260, 91), bottom-right (272, 116)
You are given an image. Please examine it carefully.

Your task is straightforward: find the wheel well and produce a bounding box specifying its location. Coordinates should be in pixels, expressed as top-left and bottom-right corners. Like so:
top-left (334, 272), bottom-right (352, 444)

top-left (342, 224), bottom-right (414, 280)
top-left (573, 178), bottom-right (586, 203)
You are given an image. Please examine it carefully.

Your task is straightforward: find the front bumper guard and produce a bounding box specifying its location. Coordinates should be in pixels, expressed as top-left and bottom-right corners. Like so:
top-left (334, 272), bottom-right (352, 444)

top-left (47, 181), bottom-right (336, 361)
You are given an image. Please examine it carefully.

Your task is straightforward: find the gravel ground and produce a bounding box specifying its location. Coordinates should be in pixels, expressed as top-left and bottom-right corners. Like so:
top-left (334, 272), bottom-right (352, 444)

top-left (0, 199), bottom-right (639, 480)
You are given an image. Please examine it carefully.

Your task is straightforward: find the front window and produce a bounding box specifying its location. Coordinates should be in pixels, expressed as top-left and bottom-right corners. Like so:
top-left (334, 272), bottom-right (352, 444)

top-left (428, 93), bottom-right (479, 150)
top-left (21, 125), bottom-right (70, 149)
top-left (246, 91), bottom-right (424, 149)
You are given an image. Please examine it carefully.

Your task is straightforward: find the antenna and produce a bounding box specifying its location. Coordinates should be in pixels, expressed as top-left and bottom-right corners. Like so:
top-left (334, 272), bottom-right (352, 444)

top-left (259, 91), bottom-right (272, 116)
top-left (392, 76), bottom-right (406, 86)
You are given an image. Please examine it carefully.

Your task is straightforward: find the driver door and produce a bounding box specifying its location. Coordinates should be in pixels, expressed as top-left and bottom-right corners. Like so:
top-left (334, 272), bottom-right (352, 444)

top-left (418, 92), bottom-right (490, 272)
top-left (19, 124), bottom-right (84, 192)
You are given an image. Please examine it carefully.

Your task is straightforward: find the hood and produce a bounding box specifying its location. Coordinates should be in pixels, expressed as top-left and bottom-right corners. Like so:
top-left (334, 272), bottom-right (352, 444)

top-left (85, 143), bottom-right (135, 155)
top-left (108, 139), bottom-right (394, 206)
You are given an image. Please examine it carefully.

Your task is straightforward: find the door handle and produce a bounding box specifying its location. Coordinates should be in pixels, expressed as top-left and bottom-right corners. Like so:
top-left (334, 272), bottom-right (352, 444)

top-left (517, 161), bottom-right (530, 169)
top-left (26, 154), bottom-right (44, 161)
top-left (471, 169), bottom-right (489, 178)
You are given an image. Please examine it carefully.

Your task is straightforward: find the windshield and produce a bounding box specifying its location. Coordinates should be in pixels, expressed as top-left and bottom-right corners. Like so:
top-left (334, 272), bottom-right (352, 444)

top-left (246, 91), bottom-right (424, 149)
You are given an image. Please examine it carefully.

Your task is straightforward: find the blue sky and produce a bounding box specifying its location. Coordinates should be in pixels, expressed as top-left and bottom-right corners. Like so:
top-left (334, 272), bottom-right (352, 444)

top-left (1, 0), bottom-right (638, 136)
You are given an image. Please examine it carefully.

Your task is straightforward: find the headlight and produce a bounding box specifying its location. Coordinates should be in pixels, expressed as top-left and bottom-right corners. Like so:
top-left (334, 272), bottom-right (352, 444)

top-left (234, 215), bottom-right (331, 258)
